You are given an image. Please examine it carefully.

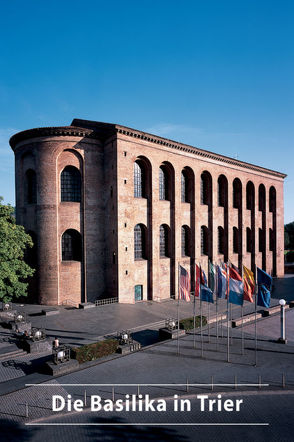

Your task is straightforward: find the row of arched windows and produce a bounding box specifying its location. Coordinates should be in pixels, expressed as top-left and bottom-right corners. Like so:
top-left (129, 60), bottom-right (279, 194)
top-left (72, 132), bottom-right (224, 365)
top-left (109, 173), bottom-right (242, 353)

top-left (133, 161), bottom-right (277, 211)
top-left (134, 224), bottom-right (191, 260)
top-left (24, 166), bottom-right (82, 204)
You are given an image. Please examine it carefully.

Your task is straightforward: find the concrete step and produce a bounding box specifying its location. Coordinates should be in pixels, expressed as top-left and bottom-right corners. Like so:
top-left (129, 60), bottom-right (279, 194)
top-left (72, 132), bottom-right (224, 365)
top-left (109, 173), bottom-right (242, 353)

top-left (0, 344), bottom-right (27, 361)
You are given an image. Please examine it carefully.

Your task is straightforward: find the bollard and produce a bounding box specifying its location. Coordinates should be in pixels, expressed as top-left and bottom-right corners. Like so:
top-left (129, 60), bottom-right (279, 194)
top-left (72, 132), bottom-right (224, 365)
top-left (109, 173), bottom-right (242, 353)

top-left (282, 373), bottom-right (286, 389)
top-left (234, 375), bottom-right (237, 390)
top-left (211, 376), bottom-right (214, 391)
top-left (258, 375), bottom-right (262, 390)
top-left (186, 378), bottom-right (189, 393)
top-left (84, 390), bottom-right (87, 407)
top-left (137, 384), bottom-right (140, 397)
top-left (112, 386), bottom-right (115, 402)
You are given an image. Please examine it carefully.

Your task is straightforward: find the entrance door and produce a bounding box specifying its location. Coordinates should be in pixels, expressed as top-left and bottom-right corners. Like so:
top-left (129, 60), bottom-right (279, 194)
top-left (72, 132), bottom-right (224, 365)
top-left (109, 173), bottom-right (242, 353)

top-left (134, 285), bottom-right (143, 302)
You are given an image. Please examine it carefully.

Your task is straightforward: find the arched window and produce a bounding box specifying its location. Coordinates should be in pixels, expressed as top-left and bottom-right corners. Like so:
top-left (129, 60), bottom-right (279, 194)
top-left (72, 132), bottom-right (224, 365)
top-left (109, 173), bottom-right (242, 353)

top-left (25, 169), bottom-right (37, 204)
top-left (218, 226), bottom-right (224, 255)
top-left (246, 227), bottom-right (252, 253)
top-left (62, 229), bottom-right (82, 261)
top-left (181, 226), bottom-right (190, 257)
top-left (269, 228), bottom-right (274, 251)
top-left (218, 175), bottom-right (227, 207)
top-left (200, 172), bottom-right (212, 205)
top-left (259, 184), bottom-right (266, 211)
top-left (181, 172), bottom-right (187, 202)
top-left (233, 227), bottom-right (239, 253)
top-left (61, 166), bottom-right (81, 202)
top-left (201, 226), bottom-right (208, 256)
top-left (134, 161), bottom-right (145, 198)
top-left (269, 186), bottom-right (276, 213)
top-left (160, 224), bottom-right (169, 257)
top-left (159, 166), bottom-right (168, 200)
top-left (259, 228), bottom-right (265, 253)
top-left (134, 224), bottom-right (146, 260)
top-left (233, 178), bottom-right (242, 209)
top-left (246, 181), bottom-right (255, 210)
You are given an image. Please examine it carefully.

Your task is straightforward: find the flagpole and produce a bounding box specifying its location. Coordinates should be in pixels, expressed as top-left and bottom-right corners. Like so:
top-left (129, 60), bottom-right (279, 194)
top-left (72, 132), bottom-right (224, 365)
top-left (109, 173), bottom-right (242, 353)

top-left (254, 264), bottom-right (257, 366)
top-left (177, 263), bottom-right (180, 356)
top-left (216, 276), bottom-right (219, 351)
top-left (200, 263), bottom-right (203, 357)
top-left (193, 290), bottom-right (196, 349)
top-left (241, 265), bottom-right (244, 355)
top-left (226, 261), bottom-right (230, 363)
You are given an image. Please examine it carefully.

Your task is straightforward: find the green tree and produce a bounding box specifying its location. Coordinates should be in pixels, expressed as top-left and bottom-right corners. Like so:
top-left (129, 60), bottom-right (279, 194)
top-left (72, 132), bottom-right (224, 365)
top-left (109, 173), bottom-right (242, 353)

top-left (0, 197), bottom-right (34, 302)
top-left (285, 222), bottom-right (294, 250)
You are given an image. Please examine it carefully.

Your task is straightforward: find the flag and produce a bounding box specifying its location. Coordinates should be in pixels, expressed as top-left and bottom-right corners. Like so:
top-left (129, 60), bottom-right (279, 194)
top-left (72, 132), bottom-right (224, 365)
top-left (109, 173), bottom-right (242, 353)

top-left (208, 261), bottom-right (217, 294)
top-left (195, 264), bottom-right (201, 297)
top-left (243, 265), bottom-right (255, 303)
top-left (257, 284), bottom-right (271, 308)
top-left (231, 262), bottom-right (240, 273)
top-left (257, 268), bottom-right (272, 291)
top-left (216, 265), bottom-right (227, 299)
top-left (179, 265), bottom-right (191, 301)
top-left (200, 268), bottom-right (214, 303)
top-left (257, 267), bottom-right (272, 308)
top-left (229, 265), bottom-right (244, 306)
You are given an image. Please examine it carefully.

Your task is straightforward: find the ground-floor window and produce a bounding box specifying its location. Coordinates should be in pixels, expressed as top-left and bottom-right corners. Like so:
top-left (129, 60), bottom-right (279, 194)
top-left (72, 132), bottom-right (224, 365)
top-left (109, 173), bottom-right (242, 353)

top-left (134, 285), bottom-right (143, 302)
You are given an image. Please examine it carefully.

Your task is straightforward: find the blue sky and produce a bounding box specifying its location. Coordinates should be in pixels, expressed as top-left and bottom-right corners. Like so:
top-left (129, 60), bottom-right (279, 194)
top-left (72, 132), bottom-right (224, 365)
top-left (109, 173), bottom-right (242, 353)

top-left (0, 0), bottom-right (293, 222)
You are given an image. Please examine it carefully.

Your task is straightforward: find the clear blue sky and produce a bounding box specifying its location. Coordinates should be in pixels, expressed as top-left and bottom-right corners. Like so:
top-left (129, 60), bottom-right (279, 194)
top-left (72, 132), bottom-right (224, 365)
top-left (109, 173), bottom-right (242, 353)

top-left (0, 0), bottom-right (293, 222)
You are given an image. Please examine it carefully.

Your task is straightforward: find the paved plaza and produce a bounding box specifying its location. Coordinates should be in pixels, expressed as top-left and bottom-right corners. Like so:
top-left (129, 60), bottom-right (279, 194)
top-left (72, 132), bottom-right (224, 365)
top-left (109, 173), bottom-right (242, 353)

top-left (0, 276), bottom-right (293, 441)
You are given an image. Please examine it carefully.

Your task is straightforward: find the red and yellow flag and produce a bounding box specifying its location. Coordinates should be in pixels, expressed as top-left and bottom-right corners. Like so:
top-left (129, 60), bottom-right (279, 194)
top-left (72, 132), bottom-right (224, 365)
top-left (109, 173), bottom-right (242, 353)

top-left (243, 265), bottom-right (255, 303)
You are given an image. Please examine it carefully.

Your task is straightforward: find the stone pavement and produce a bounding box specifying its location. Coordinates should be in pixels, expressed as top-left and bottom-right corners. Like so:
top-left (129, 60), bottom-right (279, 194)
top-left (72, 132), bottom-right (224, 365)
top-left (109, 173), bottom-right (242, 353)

top-left (10, 274), bottom-right (294, 348)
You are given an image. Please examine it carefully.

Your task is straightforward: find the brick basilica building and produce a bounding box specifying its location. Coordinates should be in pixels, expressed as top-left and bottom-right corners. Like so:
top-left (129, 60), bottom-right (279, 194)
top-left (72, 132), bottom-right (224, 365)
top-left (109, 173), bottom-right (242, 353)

top-left (10, 119), bottom-right (286, 306)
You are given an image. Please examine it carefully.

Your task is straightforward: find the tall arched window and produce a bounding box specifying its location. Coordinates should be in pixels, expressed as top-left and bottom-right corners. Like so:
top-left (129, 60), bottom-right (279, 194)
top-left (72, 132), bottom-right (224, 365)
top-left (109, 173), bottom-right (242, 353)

top-left (62, 229), bottom-right (82, 261)
top-left (134, 224), bottom-right (146, 260)
top-left (134, 161), bottom-right (145, 198)
top-left (160, 224), bottom-right (169, 257)
top-left (259, 184), bottom-right (266, 211)
top-left (201, 226), bottom-right (208, 256)
top-left (25, 169), bottom-right (37, 204)
top-left (246, 181), bottom-right (255, 210)
top-left (233, 178), bottom-right (242, 209)
top-left (233, 227), bottom-right (239, 253)
top-left (259, 228), bottom-right (265, 253)
top-left (181, 226), bottom-right (190, 257)
top-left (246, 227), bottom-right (252, 253)
top-left (218, 175), bottom-right (227, 207)
top-left (159, 166), bottom-right (168, 200)
top-left (218, 226), bottom-right (224, 255)
top-left (181, 172), bottom-right (187, 202)
top-left (269, 186), bottom-right (276, 213)
top-left (200, 172), bottom-right (212, 205)
top-left (61, 166), bottom-right (81, 202)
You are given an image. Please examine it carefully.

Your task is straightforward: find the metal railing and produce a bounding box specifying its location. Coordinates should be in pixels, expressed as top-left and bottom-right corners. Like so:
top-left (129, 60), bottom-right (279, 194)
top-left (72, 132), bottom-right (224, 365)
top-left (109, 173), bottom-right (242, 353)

top-left (95, 297), bottom-right (118, 307)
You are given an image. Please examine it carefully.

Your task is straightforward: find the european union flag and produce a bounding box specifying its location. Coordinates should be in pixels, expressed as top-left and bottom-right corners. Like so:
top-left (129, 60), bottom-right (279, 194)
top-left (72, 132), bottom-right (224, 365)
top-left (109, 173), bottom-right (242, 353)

top-left (257, 268), bottom-right (272, 291)
top-left (257, 267), bottom-right (272, 307)
top-left (257, 284), bottom-right (271, 308)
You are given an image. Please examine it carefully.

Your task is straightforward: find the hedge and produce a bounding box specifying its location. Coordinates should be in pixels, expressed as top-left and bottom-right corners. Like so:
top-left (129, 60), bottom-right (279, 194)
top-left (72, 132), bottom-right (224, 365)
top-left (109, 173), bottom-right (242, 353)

top-left (71, 338), bottom-right (119, 363)
top-left (179, 315), bottom-right (207, 331)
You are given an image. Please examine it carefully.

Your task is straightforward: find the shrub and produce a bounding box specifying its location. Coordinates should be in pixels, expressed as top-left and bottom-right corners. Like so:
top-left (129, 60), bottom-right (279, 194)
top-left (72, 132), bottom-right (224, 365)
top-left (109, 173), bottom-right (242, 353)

top-left (71, 338), bottom-right (119, 363)
top-left (285, 251), bottom-right (294, 263)
top-left (179, 315), bottom-right (207, 331)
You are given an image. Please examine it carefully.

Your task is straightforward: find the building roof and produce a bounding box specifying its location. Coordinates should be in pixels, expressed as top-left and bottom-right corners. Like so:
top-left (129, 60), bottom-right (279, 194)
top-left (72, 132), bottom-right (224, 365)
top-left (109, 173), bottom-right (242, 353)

top-left (9, 119), bottom-right (287, 179)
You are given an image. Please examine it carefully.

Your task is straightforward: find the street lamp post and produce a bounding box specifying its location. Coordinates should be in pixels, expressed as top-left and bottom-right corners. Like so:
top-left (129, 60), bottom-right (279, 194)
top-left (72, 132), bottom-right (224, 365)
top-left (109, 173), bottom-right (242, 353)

top-left (278, 299), bottom-right (287, 344)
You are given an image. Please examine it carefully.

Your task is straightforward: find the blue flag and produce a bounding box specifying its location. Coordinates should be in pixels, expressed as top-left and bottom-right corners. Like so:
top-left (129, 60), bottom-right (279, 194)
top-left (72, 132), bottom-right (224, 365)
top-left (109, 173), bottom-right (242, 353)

top-left (257, 284), bottom-right (271, 308)
top-left (257, 267), bottom-right (272, 307)
top-left (200, 284), bottom-right (214, 303)
top-left (257, 268), bottom-right (272, 291)
top-left (217, 265), bottom-right (227, 299)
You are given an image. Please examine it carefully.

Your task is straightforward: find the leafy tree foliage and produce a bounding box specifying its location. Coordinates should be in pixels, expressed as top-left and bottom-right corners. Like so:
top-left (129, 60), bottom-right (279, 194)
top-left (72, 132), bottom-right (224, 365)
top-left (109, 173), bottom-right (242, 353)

top-left (0, 198), bottom-right (34, 301)
top-left (285, 222), bottom-right (294, 250)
